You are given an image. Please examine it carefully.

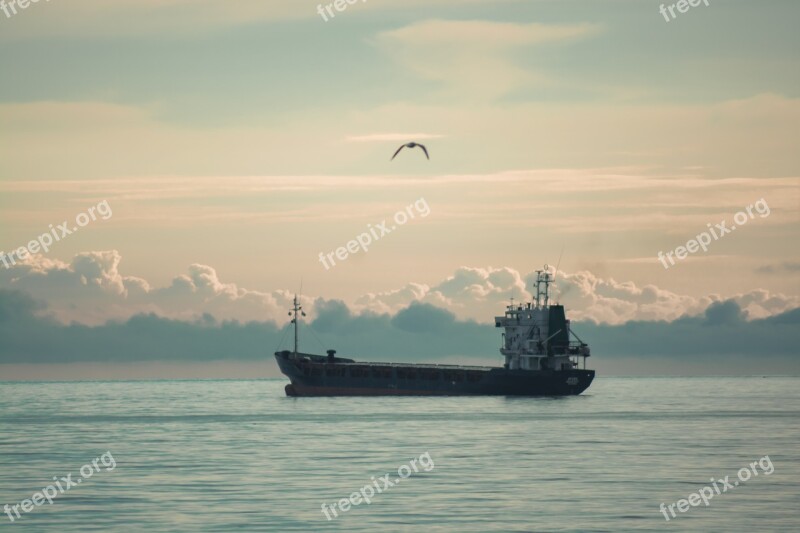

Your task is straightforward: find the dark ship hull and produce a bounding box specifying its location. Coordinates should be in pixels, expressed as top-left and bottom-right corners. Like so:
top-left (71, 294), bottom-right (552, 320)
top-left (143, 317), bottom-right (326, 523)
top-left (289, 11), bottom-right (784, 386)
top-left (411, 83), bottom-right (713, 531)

top-left (275, 350), bottom-right (594, 396)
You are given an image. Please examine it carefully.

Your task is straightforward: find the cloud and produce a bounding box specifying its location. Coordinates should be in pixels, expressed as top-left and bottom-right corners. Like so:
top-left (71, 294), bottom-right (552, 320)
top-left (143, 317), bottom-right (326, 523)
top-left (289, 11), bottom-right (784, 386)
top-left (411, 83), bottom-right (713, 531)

top-left (703, 300), bottom-right (745, 326)
top-left (579, 303), bottom-right (800, 361)
top-left (756, 262), bottom-right (800, 274)
top-left (0, 289), bottom-right (283, 364)
top-left (2, 252), bottom-right (797, 329)
top-left (356, 266), bottom-right (532, 319)
top-left (0, 290), bottom-right (496, 365)
top-left (358, 265), bottom-right (800, 325)
top-left (542, 270), bottom-right (800, 324)
top-left (375, 19), bottom-right (601, 100)
top-left (2, 290), bottom-right (798, 377)
top-left (391, 302), bottom-right (458, 333)
top-left (0, 251), bottom-right (297, 325)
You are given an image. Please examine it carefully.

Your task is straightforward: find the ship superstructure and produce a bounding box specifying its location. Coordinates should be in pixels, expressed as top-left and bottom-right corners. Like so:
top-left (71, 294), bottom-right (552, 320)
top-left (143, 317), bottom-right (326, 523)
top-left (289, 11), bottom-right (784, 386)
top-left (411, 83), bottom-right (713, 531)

top-left (497, 268), bottom-right (591, 372)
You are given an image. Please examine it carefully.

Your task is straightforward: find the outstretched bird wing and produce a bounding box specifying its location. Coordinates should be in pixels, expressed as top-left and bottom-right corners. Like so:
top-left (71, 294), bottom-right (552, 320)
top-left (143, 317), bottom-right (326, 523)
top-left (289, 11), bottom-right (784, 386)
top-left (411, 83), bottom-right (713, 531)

top-left (390, 144), bottom-right (405, 161)
top-left (418, 144), bottom-right (430, 160)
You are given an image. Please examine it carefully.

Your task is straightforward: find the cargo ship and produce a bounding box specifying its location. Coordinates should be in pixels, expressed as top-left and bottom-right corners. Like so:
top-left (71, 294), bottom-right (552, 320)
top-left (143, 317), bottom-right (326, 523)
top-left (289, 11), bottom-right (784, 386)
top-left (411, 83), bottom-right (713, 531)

top-left (275, 267), bottom-right (594, 396)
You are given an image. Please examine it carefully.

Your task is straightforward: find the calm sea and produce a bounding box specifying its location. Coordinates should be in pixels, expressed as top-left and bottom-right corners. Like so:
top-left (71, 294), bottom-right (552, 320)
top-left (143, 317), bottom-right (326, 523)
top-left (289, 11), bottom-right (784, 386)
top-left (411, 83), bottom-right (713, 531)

top-left (0, 377), bottom-right (798, 532)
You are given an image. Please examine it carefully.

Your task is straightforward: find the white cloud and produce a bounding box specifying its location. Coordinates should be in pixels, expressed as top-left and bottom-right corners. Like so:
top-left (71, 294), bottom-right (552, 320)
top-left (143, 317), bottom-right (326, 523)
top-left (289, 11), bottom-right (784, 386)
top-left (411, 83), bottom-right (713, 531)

top-left (0, 251), bottom-right (296, 325)
top-left (375, 19), bottom-right (601, 100)
top-left (2, 252), bottom-right (796, 326)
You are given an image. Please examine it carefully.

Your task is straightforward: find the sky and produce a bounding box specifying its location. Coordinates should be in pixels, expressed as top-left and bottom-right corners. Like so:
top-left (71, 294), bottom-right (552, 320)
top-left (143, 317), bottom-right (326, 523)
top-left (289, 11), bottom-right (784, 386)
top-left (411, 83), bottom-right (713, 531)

top-left (0, 0), bottom-right (798, 378)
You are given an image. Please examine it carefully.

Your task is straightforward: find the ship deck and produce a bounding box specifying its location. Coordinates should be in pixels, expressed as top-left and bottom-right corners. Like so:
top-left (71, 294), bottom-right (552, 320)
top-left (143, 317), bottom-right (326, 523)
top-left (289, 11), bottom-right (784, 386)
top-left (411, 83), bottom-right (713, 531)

top-left (275, 350), bottom-right (492, 371)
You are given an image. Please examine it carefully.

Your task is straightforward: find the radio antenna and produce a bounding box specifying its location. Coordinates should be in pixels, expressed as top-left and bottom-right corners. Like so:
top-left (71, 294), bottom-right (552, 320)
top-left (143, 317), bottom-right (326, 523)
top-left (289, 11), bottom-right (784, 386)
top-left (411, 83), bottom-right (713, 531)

top-left (554, 245), bottom-right (564, 282)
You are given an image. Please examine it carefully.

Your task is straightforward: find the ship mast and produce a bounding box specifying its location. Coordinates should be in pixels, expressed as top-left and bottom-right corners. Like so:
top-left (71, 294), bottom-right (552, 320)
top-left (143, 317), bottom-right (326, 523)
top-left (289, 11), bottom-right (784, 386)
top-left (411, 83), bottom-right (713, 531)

top-left (288, 295), bottom-right (306, 356)
top-left (534, 265), bottom-right (553, 308)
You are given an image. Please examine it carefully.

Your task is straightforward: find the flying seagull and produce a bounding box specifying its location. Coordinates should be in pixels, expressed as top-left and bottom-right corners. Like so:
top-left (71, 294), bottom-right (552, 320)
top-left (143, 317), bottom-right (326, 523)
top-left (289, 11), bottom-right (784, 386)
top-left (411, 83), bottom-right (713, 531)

top-left (391, 142), bottom-right (429, 161)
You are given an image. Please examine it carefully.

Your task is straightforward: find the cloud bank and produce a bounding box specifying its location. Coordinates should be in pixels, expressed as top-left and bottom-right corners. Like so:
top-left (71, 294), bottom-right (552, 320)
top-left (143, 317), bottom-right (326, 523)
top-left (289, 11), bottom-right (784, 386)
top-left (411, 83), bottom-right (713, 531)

top-left (1, 289), bottom-right (798, 377)
top-left (1, 252), bottom-right (797, 327)
top-left (1, 252), bottom-right (798, 375)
